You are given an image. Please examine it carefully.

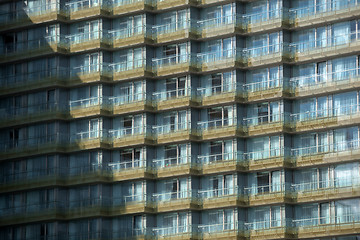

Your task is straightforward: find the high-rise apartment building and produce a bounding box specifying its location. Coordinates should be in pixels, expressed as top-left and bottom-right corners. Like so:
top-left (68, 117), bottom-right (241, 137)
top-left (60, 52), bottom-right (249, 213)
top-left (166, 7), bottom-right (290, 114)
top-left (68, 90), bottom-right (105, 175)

top-left (1, 0), bottom-right (360, 239)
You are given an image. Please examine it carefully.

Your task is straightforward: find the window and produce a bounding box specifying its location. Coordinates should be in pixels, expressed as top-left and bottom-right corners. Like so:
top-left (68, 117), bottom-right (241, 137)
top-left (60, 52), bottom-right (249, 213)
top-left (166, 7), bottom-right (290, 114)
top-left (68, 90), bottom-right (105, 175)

top-left (121, 114), bottom-right (143, 135)
top-left (208, 106), bottom-right (234, 128)
top-left (164, 178), bottom-right (188, 199)
top-left (162, 43), bottom-right (187, 64)
top-left (208, 140), bottom-right (233, 162)
top-left (165, 76), bottom-right (186, 98)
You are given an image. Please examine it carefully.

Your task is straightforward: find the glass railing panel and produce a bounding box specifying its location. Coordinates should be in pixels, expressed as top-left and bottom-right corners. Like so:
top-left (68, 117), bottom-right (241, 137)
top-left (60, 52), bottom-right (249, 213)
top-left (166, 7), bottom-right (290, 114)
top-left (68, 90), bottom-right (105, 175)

top-left (153, 122), bottom-right (191, 135)
top-left (291, 32), bottom-right (360, 54)
top-left (68, 163), bottom-right (107, 176)
top-left (0, 101), bottom-right (66, 119)
top-left (199, 222), bottom-right (238, 233)
top-left (197, 83), bottom-right (241, 97)
top-left (0, 201), bottom-right (66, 216)
top-left (65, 0), bottom-right (110, 12)
top-left (1, 167), bottom-right (67, 184)
top-left (293, 214), bottom-right (360, 227)
top-left (197, 118), bottom-right (237, 130)
top-left (290, 68), bottom-right (360, 90)
top-left (108, 159), bottom-right (146, 171)
top-left (153, 155), bottom-right (192, 168)
top-left (290, 0), bottom-right (360, 19)
top-left (292, 177), bottom-right (360, 192)
top-left (199, 186), bottom-right (239, 198)
top-left (197, 49), bottom-right (244, 63)
top-left (243, 8), bottom-right (287, 24)
top-left (0, 133), bottom-right (68, 152)
top-left (244, 112), bottom-right (289, 126)
top-left (68, 196), bottom-right (111, 209)
top-left (245, 219), bottom-right (287, 230)
top-left (244, 78), bottom-right (288, 93)
top-left (245, 147), bottom-right (288, 161)
top-left (198, 15), bottom-right (241, 30)
top-left (198, 152), bottom-right (243, 164)
top-left (153, 225), bottom-right (194, 236)
top-left (111, 25), bottom-right (150, 39)
top-left (70, 130), bottom-right (108, 142)
top-left (70, 63), bottom-right (112, 76)
top-left (110, 92), bottom-right (147, 105)
top-left (153, 19), bottom-right (195, 35)
top-left (111, 59), bottom-right (145, 72)
top-left (69, 96), bottom-right (109, 109)
top-left (66, 30), bottom-right (110, 45)
top-left (109, 126), bottom-right (150, 137)
top-left (152, 53), bottom-right (197, 68)
top-left (245, 182), bottom-right (290, 195)
top-left (152, 189), bottom-right (197, 201)
top-left (247, 42), bottom-right (289, 58)
top-left (113, 0), bottom-right (153, 7)
top-left (152, 88), bottom-right (192, 101)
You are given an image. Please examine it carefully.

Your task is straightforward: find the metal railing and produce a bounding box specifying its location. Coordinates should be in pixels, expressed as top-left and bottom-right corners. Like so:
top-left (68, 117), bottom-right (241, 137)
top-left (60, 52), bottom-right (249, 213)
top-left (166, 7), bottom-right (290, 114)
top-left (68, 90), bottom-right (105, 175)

top-left (109, 125), bottom-right (149, 137)
top-left (197, 49), bottom-right (245, 63)
top-left (244, 147), bottom-right (288, 161)
top-left (291, 139), bottom-right (360, 156)
top-left (152, 87), bottom-right (191, 101)
top-left (294, 214), bottom-right (360, 227)
top-left (108, 159), bottom-right (145, 170)
top-left (152, 53), bottom-right (197, 68)
top-left (292, 177), bottom-right (360, 192)
top-left (152, 189), bottom-right (197, 201)
top-left (0, 102), bottom-right (66, 119)
top-left (69, 96), bottom-right (110, 109)
top-left (197, 152), bottom-right (242, 164)
top-left (199, 222), bottom-right (238, 233)
top-left (65, 0), bottom-right (110, 12)
top-left (243, 112), bottom-right (287, 126)
top-left (110, 92), bottom-right (147, 105)
top-left (111, 59), bottom-right (145, 72)
top-left (113, 0), bottom-right (153, 7)
top-left (70, 62), bottom-right (112, 76)
top-left (244, 78), bottom-right (287, 92)
top-left (199, 186), bottom-right (239, 198)
top-left (66, 30), bottom-right (110, 44)
top-left (153, 225), bottom-right (194, 236)
top-left (197, 83), bottom-right (240, 97)
top-left (153, 19), bottom-right (195, 35)
top-left (110, 25), bottom-right (149, 39)
top-left (152, 122), bottom-right (190, 135)
top-left (198, 15), bottom-right (241, 30)
top-left (246, 42), bottom-right (290, 58)
top-left (243, 8), bottom-right (286, 24)
top-left (245, 218), bottom-right (286, 230)
top-left (197, 118), bottom-right (237, 130)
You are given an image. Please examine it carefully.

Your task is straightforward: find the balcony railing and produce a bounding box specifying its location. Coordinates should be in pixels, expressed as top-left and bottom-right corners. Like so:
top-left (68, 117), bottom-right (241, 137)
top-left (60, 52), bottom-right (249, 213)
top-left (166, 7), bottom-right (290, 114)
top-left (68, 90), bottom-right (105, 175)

top-left (291, 104), bottom-right (360, 122)
top-left (290, 67), bottom-right (360, 90)
top-left (294, 214), bottom-right (360, 227)
top-left (244, 112), bottom-right (287, 126)
top-left (244, 147), bottom-right (289, 161)
top-left (198, 152), bottom-right (242, 164)
top-left (152, 53), bottom-right (197, 68)
top-left (197, 83), bottom-right (241, 97)
top-left (243, 8), bottom-right (287, 25)
top-left (292, 177), bottom-right (360, 192)
top-left (153, 225), bottom-right (194, 236)
top-left (290, 0), bottom-right (360, 19)
top-left (153, 87), bottom-right (192, 101)
top-left (0, 35), bottom-right (64, 56)
top-left (153, 19), bottom-right (195, 35)
top-left (0, 102), bottom-right (66, 119)
top-left (111, 59), bottom-right (146, 72)
top-left (65, 0), bottom-right (110, 12)
top-left (71, 130), bottom-right (108, 142)
top-left (244, 78), bottom-right (288, 93)
top-left (244, 182), bottom-right (290, 195)
top-left (110, 92), bottom-right (147, 105)
top-left (69, 96), bottom-right (110, 109)
top-left (199, 222), bottom-right (238, 233)
top-left (245, 218), bottom-right (286, 230)
top-left (198, 15), bottom-right (242, 30)
top-left (1, 167), bottom-right (67, 184)
top-left (110, 25), bottom-right (149, 40)
top-left (291, 139), bottom-right (360, 157)
top-left (152, 189), bottom-right (197, 201)
top-left (246, 42), bottom-right (291, 58)
top-left (197, 118), bottom-right (237, 130)
top-left (197, 49), bottom-right (246, 64)
top-left (108, 159), bottom-right (146, 171)
top-left (0, 1), bottom-right (62, 25)
top-left (109, 125), bottom-right (149, 137)
top-left (0, 200), bottom-right (66, 217)
top-left (153, 122), bottom-right (191, 135)
top-left (113, 0), bottom-right (153, 7)
top-left (0, 67), bottom-right (68, 88)
top-left (199, 186), bottom-right (239, 199)
top-left (290, 32), bottom-right (360, 54)
top-left (70, 63), bottom-right (112, 76)
top-left (66, 30), bottom-right (110, 45)
top-left (153, 155), bottom-right (192, 168)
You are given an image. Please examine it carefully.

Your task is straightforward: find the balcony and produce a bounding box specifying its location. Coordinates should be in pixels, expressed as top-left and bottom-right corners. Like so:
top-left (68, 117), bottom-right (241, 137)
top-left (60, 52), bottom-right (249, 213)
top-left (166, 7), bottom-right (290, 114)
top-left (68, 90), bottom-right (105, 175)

top-left (198, 152), bottom-right (245, 175)
top-left (154, 156), bottom-right (200, 178)
top-left (152, 54), bottom-right (199, 77)
top-left (112, 60), bottom-right (153, 81)
top-left (0, 2), bottom-right (67, 31)
top-left (290, 68), bottom-right (360, 98)
top-left (200, 187), bottom-right (244, 209)
top-left (66, 31), bottom-right (111, 53)
top-left (65, 0), bottom-right (111, 20)
top-left (290, 1), bottom-right (360, 29)
top-left (244, 113), bottom-right (290, 136)
top-left (197, 49), bottom-right (247, 73)
top-left (294, 215), bottom-right (360, 239)
top-left (290, 105), bottom-right (360, 132)
top-left (111, 26), bottom-right (153, 48)
top-left (198, 119), bottom-right (244, 140)
top-left (243, 8), bottom-right (291, 34)
top-left (292, 140), bottom-right (360, 168)
top-left (292, 178), bottom-right (360, 203)
top-left (153, 226), bottom-right (198, 240)
top-left (68, 130), bottom-right (111, 151)
top-left (154, 20), bottom-right (199, 44)
top-left (0, 67), bottom-right (68, 96)
top-left (198, 16), bottom-right (245, 39)
top-left (244, 220), bottom-right (291, 240)
top-left (0, 201), bottom-right (65, 226)
top-left (70, 63), bottom-right (112, 84)
top-left (156, 0), bottom-right (199, 11)
top-left (113, 195), bottom-right (154, 214)
top-left (67, 164), bottom-right (111, 185)
top-left (110, 126), bottom-right (155, 148)
top-left (69, 97), bottom-right (111, 118)
top-left (199, 223), bottom-right (241, 240)
top-left (154, 122), bottom-right (199, 144)
top-left (245, 78), bottom-right (291, 102)
top-left (111, 94), bottom-right (154, 115)
top-left (67, 197), bottom-right (111, 219)
top-left (0, 102), bottom-right (68, 128)
top-left (197, 84), bottom-right (245, 107)
top-left (0, 134), bottom-right (67, 161)
top-left (113, 0), bottom-right (154, 16)
top-left (154, 190), bottom-right (200, 212)
top-left (245, 148), bottom-right (293, 171)
top-left (0, 167), bottom-right (66, 193)
top-left (0, 36), bottom-right (67, 64)
top-left (291, 32), bottom-right (360, 63)
top-left (109, 160), bottom-right (154, 181)
top-left (245, 183), bottom-right (292, 206)
top-left (246, 43), bottom-right (293, 68)
top-left (153, 88), bottom-right (198, 110)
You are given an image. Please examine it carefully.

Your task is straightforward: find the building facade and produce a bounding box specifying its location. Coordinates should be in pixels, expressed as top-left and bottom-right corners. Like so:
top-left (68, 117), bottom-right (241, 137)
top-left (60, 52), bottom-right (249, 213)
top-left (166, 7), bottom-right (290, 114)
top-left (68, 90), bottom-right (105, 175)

top-left (1, 0), bottom-right (360, 239)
